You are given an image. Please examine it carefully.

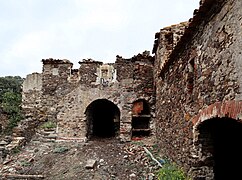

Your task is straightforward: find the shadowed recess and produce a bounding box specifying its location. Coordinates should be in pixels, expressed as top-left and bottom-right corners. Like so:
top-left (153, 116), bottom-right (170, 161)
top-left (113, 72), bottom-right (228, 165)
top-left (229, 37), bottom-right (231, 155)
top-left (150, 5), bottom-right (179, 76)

top-left (197, 117), bottom-right (242, 179)
top-left (85, 99), bottom-right (120, 139)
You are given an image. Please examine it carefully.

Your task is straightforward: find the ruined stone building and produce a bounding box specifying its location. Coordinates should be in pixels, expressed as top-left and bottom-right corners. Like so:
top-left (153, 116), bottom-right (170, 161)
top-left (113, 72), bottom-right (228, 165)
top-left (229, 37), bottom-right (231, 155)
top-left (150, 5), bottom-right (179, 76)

top-left (22, 52), bottom-right (155, 142)
top-left (21, 0), bottom-right (242, 179)
top-left (153, 0), bottom-right (242, 179)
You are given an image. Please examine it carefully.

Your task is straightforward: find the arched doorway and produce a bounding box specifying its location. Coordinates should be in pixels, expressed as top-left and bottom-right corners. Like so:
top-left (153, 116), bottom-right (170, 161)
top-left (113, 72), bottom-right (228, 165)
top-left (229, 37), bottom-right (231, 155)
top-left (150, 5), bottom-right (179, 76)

top-left (131, 99), bottom-right (151, 137)
top-left (196, 117), bottom-right (242, 179)
top-left (85, 99), bottom-right (120, 139)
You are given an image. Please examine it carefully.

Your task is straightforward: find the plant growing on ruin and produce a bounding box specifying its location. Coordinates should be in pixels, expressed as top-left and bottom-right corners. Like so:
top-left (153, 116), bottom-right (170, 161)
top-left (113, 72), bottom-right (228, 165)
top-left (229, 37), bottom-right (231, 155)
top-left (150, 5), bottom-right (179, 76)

top-left (40, 121), bottom-right (56, 129)
top-left (156, 161), bottom-right (191, 180)
top-left (19, 160), bottom-right (31, 167)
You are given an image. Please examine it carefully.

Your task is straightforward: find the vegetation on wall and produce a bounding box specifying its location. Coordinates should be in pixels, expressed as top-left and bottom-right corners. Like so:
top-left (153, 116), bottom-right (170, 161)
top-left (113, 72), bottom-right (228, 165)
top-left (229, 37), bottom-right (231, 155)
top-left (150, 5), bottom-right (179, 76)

top-left (0, 76), bottom-right (24, 134)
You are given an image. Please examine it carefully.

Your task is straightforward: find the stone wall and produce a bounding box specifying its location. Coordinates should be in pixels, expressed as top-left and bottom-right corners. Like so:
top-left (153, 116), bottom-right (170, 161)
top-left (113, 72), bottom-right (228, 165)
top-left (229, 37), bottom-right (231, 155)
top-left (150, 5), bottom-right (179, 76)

top-left (154, 0), bottom-right (242, 178)
top-left (55, 52), bottom-right (155, 141)
top-left (78, 59), bottom-right (102, 87)
top-left (22, 73), bottom-right (42, 119)
top-left (22, 51), bottom-right (156, 142)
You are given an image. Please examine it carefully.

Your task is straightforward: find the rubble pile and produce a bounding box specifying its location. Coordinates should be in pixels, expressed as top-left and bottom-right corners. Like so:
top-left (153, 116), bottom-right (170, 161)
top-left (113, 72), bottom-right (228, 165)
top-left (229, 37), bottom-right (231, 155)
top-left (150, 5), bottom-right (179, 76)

top-left (0, 137), bottom-right (161, 179)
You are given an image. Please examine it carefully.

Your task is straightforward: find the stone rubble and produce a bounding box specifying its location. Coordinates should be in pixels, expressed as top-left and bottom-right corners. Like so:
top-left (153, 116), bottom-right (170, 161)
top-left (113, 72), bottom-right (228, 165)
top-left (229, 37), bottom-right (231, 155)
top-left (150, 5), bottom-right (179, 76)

top-left (0, 136), bottom-right (160, 179)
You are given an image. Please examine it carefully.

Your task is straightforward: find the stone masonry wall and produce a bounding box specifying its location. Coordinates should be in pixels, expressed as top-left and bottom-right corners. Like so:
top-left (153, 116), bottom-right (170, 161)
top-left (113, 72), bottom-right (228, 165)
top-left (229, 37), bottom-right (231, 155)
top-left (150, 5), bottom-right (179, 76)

top-left (22, 52), bottom-right (155, 142)
top-left (78, 59), bottom-right (102, 87)
top-left (154, 0), bottom-right (242, 178)
top-left (153, 21), bottom-right (188, 81)
top-left (40, 59), bottom-right (78, 123)
top-left (22, 73), bottom-right (42, 120)
top-left (115, 52), bottom-right (155, 139)
top-left (20, 73), bottom-right (43, 140)
top-left (55, 52), bottom-right (155, 141)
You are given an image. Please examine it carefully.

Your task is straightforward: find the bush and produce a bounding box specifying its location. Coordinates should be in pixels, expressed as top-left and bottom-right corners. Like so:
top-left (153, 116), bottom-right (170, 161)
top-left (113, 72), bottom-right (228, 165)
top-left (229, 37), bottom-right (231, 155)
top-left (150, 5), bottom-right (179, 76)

top-left (40, 121), bottom-right (56, 129)
top-left (0, 76), bottom-right (24, 134)
top-left (156, 162), bottom-right (191, 180)
top-left (2, 91), bottom-right (23, 133)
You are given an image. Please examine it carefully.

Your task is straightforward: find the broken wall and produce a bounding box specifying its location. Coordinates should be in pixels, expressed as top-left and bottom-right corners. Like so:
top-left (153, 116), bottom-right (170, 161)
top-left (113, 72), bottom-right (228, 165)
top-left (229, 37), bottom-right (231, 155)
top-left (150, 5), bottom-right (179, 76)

top-left (154, 0), bottom-right (242, 178)
top-left (56, 52), bottom-right (155, 141)
top-left (22, 73), bottom-right (42, 120)
top-left (22, 52), bottom-right (155, 142)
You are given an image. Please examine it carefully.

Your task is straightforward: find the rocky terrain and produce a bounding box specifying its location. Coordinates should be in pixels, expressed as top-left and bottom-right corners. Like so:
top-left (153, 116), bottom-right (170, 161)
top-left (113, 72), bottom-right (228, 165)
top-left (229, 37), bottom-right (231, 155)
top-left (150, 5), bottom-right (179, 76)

top-left (0, 134), bottom-right (162, 180)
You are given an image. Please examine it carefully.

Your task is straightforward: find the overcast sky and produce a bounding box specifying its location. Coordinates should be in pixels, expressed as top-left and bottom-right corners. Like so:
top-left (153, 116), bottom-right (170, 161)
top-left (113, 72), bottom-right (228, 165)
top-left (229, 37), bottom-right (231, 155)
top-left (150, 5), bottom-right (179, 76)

top-left (0, 0), bottom-right (199, 77)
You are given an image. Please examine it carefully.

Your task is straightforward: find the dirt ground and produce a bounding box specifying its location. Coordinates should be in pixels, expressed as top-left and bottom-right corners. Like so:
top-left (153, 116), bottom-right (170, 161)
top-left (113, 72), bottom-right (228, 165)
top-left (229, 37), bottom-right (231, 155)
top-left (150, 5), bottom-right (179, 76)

top-left (1, 136), bottom-right (162, 180)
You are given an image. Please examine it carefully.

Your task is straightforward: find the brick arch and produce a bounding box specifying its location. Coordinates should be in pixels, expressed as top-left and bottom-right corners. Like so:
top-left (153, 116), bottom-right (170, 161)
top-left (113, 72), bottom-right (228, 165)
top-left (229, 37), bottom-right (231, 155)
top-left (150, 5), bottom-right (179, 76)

top-left (192, 100), bottom-right (242, 127)
top-left (190, 100), bottom-right (242, 178)
top-left (192, 100), bottom-right (242, 153)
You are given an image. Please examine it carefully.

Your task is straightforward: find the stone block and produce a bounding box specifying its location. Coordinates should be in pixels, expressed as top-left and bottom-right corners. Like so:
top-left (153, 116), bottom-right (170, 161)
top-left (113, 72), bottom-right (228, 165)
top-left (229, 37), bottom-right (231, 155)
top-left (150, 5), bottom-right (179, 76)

top-left (85, 159), bottom-right (97, 169)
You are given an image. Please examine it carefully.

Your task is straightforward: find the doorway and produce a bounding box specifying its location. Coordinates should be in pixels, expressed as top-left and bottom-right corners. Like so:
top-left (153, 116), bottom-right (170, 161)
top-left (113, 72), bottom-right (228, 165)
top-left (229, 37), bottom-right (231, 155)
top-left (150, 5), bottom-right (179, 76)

top-left (197, 117), bottom-right (242, 179)
top-left (85, 99), bottom-right (120, 139)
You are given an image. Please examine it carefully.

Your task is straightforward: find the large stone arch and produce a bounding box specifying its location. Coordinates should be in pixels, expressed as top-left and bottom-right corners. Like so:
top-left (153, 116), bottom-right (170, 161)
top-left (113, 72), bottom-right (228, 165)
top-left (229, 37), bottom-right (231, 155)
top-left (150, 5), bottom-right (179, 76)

top-left (55, 84), bottom-right (155, 142)
top-left (191, 100), bottom-right (242, 179)
top-left (85, 99), bottom-right (120, 139)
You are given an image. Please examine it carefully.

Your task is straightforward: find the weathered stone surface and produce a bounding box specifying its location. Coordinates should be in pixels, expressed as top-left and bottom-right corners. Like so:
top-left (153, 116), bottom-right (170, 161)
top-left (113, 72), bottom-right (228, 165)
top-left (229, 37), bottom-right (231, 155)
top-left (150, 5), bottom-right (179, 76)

top-left (16, 1), bottom-right (242, 179)
top-left (0, 140), bottom-right (8, 146)
top-left (85, 159), bottom-right (97, 169)
top-left (22, 52), bottom-right (156, 142)
top-left (154, 0), bottom-right (242, 179)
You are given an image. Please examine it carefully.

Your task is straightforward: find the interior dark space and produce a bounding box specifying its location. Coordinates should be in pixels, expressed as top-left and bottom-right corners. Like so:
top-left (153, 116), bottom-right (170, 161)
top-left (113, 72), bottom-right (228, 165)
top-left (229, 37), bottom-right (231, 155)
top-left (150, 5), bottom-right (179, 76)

top-left (85, 99), bottom-right (120, 139)
top-left (198, 118), bottom-right (242, 179)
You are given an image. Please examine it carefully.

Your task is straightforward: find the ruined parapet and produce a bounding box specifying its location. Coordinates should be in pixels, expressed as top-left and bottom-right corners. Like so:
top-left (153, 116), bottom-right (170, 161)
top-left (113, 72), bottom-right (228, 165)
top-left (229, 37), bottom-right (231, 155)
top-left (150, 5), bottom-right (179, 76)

top-left (79, 59), bottom-right (118, 88)
top-left (17, 73), bottom-right (43, 142)
top-left (115, 51), bottom-right (155, 96)
top-left (68, 69), bottom-right (80, 83)
top-left (96, 64), bottom-right (117, 87)
top-left (42, 58), bottom-right (74, 96)
top-left (153, 0), bottom-right (226, 77)
top-left (153, 22), bottom-right (188, 78)
top-left (130, 50), bottom-right (154, 64)
top-left (22, 73), bottom-right (42, 118)
top-left (78, 59), bottom-right (102, 87)
top-left (20, 51), bottom-right (156, 142)
top-left (40, 59), bottom-right (77, 126)
top-left (115, 55), bottom-right (134, 83)
top-left (22, 72), bottom-right (42, 92)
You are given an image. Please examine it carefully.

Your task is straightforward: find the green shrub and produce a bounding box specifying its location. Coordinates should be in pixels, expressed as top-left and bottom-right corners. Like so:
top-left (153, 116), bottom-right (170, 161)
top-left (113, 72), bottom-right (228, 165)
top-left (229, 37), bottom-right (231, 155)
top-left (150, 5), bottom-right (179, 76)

top-left (156, 162), bottom-right (191, 180)
top-left (40, 121), bottom-right (56, 129)
top-left (12, 146), bottom-right (21, 154)
top-left (2, 91), bottom-right (23, 134)
top-left (19, 160), bottom-right (31, 167)
top-left (53, 146), bottom-right (69, 153)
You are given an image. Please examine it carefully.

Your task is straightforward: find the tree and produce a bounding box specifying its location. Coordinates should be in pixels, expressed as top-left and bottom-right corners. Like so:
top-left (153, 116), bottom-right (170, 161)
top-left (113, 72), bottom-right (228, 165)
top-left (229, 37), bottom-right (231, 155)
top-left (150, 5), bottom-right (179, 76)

top-left (0, 76), bottom-right (23, 103)
top-left (0, 76), bottom-right (24, 133)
